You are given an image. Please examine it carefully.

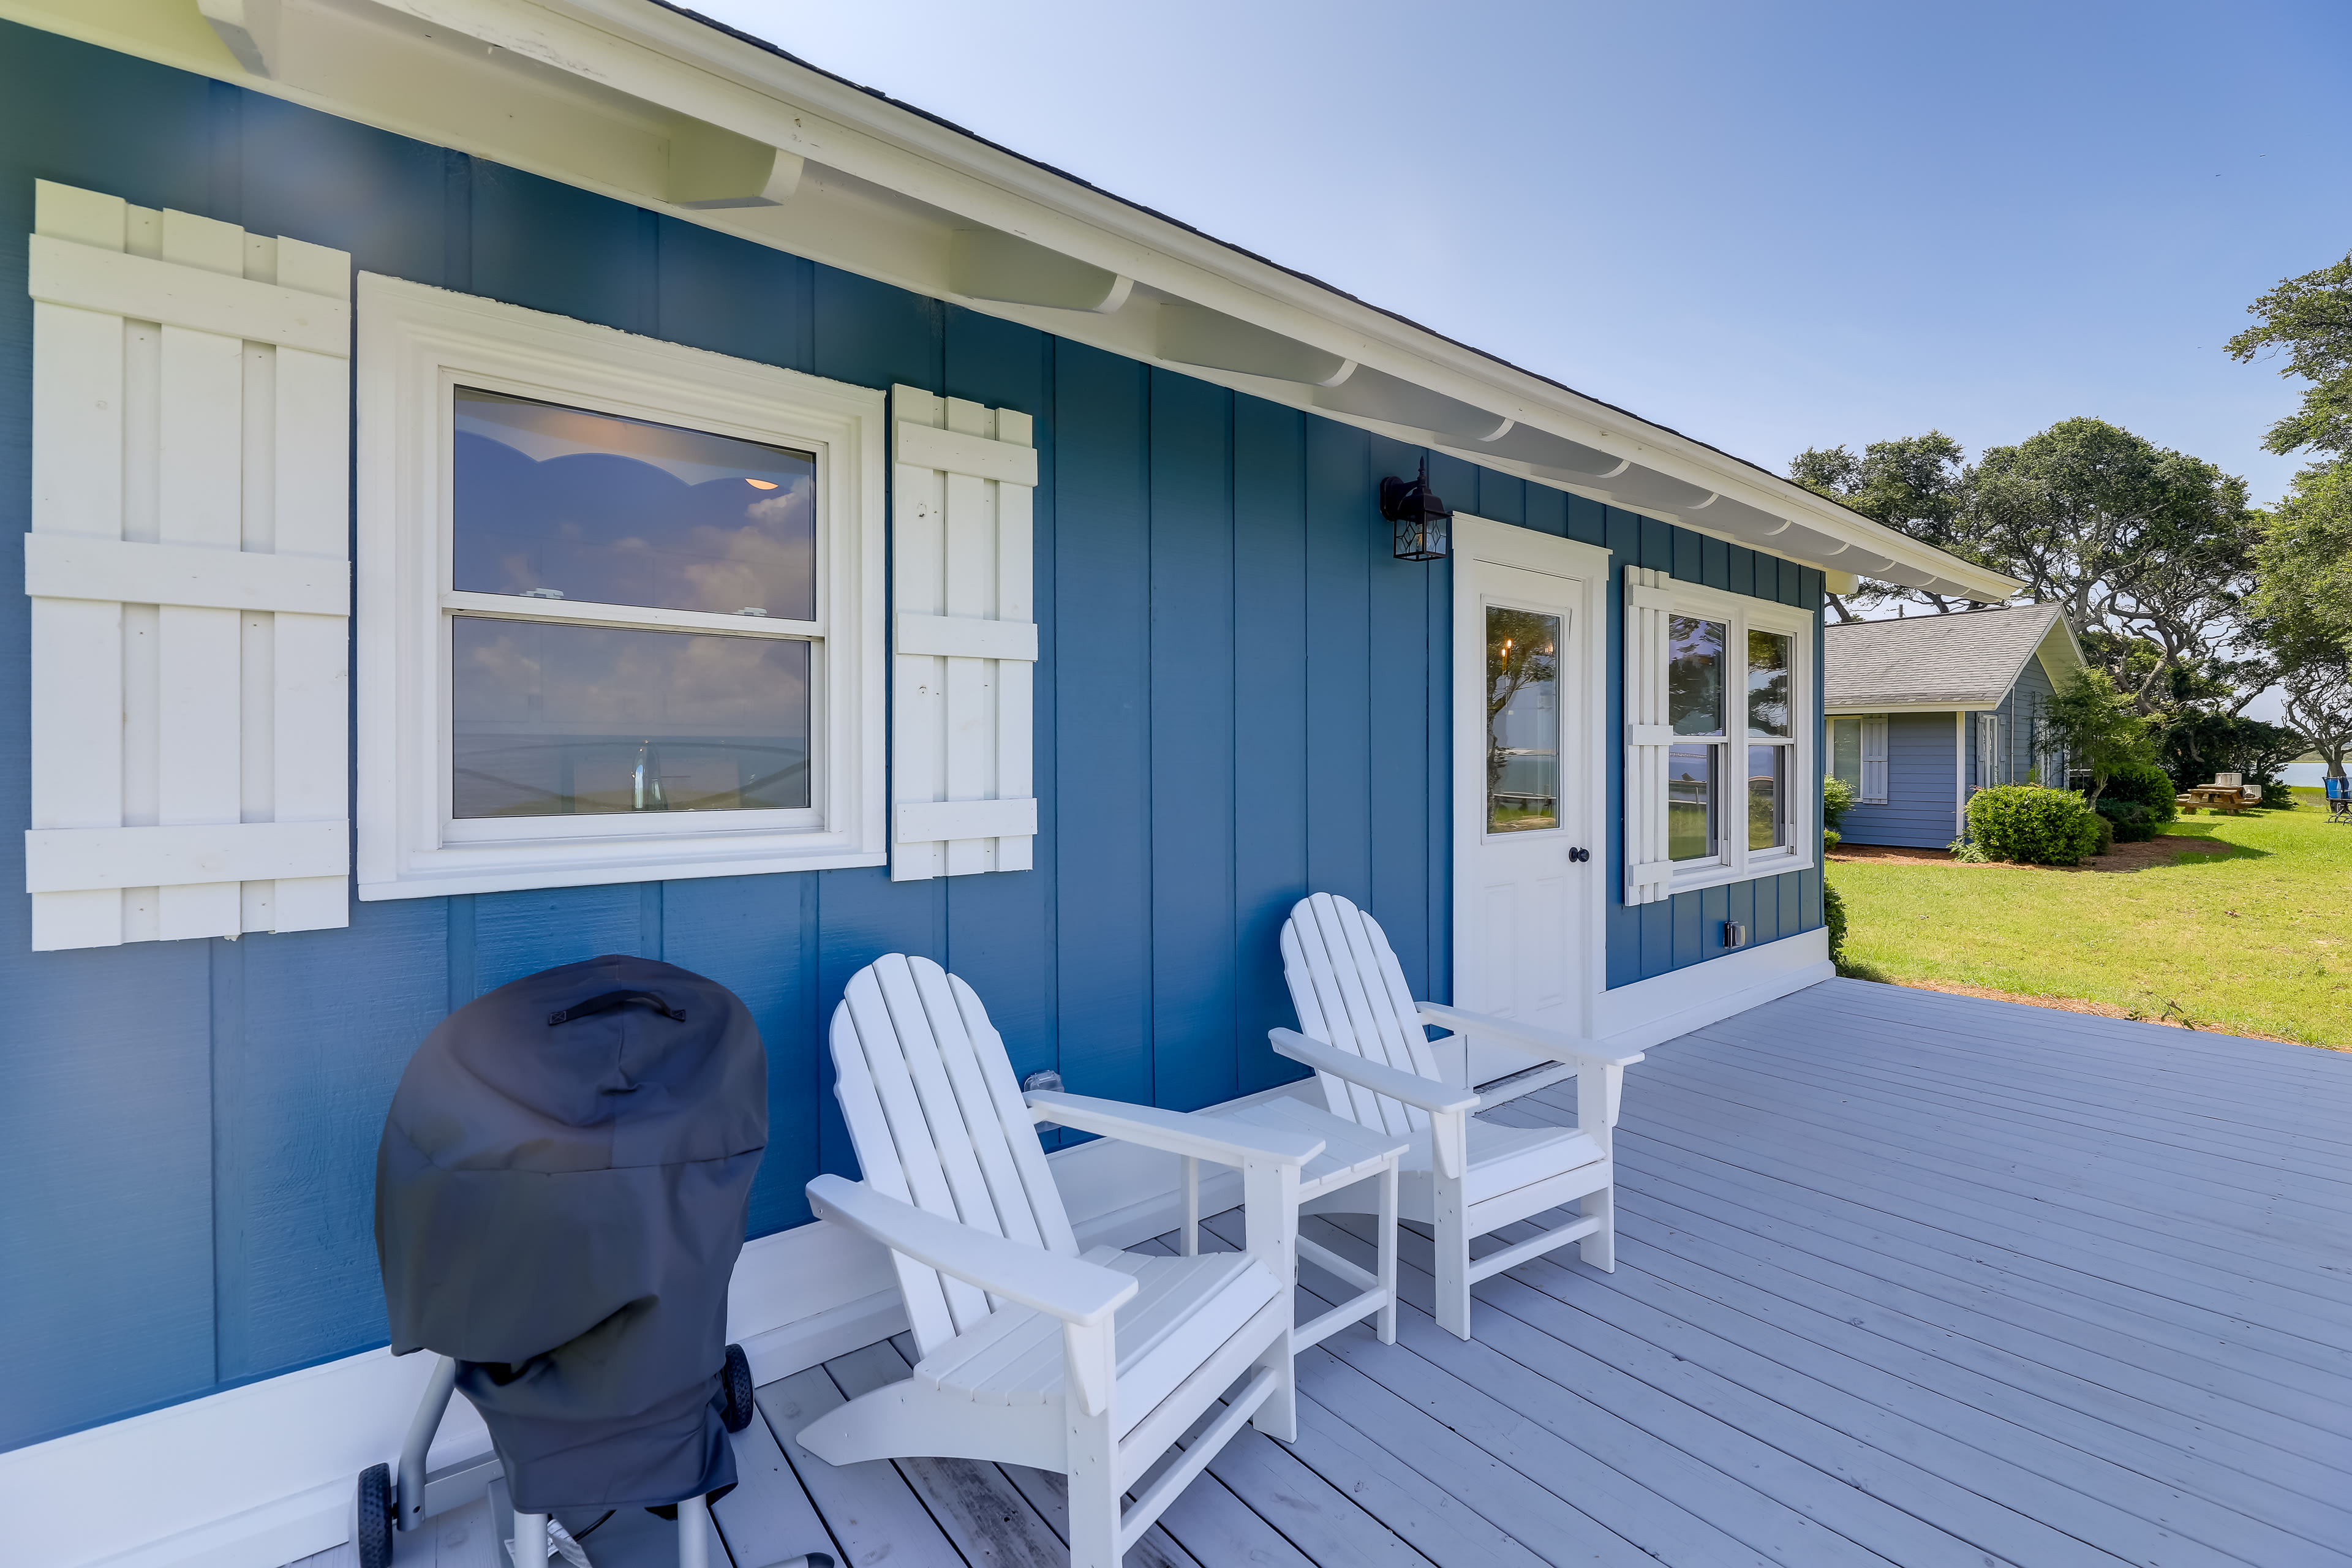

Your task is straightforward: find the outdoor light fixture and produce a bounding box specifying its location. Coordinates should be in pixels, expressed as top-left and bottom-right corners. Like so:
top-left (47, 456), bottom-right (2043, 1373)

top-left (1380, 458), bottom-right (1452, 562)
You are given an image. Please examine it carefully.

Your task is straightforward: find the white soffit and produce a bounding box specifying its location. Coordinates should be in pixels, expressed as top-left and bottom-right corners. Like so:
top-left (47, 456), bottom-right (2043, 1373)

top-left (11, 0), bottom-right (2019, 600)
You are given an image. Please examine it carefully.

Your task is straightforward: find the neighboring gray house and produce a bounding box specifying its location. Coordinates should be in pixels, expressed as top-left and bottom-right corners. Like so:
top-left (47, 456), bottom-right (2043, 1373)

top-left (1823, 604), bottom-right (2085, 847)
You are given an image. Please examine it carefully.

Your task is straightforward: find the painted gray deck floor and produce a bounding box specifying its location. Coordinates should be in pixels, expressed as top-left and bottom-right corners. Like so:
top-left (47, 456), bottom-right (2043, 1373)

top-left (313, 978), bottom-right (2352, 1568)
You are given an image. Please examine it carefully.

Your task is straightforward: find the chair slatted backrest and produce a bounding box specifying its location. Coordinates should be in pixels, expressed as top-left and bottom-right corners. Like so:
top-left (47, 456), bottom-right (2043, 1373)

top-left (1280, 893), bottom-right (1442, 1139)
top-left (831, 953), bottom-right (1079, 1357)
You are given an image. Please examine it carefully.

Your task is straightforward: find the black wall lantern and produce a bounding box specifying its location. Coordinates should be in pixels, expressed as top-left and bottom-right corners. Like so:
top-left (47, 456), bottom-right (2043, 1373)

top-left (1380, 459), bottom-right (1452, 562)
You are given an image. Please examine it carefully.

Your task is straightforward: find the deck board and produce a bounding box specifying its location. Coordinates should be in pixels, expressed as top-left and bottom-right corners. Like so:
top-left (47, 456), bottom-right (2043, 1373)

top-left (304, 979), bottom-right (2352, 1568)
top-left (1621, 1078), bottom-right (2352, 1331)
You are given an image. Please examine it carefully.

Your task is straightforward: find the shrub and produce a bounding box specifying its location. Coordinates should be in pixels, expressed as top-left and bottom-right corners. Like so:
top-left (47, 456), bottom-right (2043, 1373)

top-left (2261, 780), bottom-right (2296, 808)
top-left (1822, 774), bottom-right (1856, 833)
top-left (2094, 797), bottom-right (2155, 842)
top-left (2099, 761), bottom-right (2178, 823)
top-left (1966, 784), bottom-right (2105, 865)
top-left (2091, 810), bottom-right (2116, 856)
top-left (1823, 876), bottom-right (1848, 969)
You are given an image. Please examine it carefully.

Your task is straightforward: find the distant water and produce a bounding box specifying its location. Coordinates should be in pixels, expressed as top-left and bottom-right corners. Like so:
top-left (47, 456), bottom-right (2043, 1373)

top-left (2282, 763), bottom-right (2340, 787)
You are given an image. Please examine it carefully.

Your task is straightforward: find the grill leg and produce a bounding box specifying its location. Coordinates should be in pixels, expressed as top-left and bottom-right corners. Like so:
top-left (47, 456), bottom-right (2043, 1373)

top-left (679, 1493), bottom-right (712, 1568)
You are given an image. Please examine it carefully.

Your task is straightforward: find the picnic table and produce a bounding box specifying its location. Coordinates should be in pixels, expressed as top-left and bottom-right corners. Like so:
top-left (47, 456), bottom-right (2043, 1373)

top-left (2184, 785), bottom-right (2245, 814)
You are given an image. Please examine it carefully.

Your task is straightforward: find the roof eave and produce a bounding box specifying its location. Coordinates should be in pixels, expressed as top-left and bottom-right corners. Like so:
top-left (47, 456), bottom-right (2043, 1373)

top-left (1826, 701), bottom-right (2001, 715)
top-left (17, 0), bottom-right (2018, 598)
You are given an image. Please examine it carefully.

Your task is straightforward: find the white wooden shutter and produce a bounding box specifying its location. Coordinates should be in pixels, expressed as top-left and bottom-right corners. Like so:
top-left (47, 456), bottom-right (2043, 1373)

top-left (1623, 566), bottom-right (1676, 905)
top-left (1976, 714), bottom-right (1999, 791)
top-left (889, 385), bottom-right (1038, 880)
top-left (24, 181), bottom-right (350, 951)
top-left (1860, 715), bottom-right (1889, 804)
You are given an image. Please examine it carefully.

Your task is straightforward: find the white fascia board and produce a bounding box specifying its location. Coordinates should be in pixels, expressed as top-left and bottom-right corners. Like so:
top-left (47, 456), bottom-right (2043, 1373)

top-left (1825, 702), bottom-right (1998, 715)
top-left (7, 0), bottom-right (2015, 598)
top-left (2034, 616), bottom-right (2086, 689)
top-left (514, 0), bottom-right (2018, 596)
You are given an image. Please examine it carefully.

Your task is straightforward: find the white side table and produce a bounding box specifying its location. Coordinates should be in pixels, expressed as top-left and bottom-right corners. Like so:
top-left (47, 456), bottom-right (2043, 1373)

top-left (1179, 1096), bottom-right (1408, 1347)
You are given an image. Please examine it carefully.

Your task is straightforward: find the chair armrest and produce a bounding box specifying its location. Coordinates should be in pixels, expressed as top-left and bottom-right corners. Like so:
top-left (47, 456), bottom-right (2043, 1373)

top-left (1269, 1029), bottom-right (1481, 1114)
top-left (1024, 1091), bottom-right (1322, 1169)
top-left (1414, 1001), bottom-right (1647, 1071)
top-left (806, 1174), bottom-right (1137, 1327)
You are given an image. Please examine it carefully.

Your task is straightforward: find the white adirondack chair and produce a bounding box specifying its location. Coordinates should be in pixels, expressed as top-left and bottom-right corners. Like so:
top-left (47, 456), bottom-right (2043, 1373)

top-left (1275, 893), bottom-right (1645, 1339)
top-left (799, 954), bottom-right (1322, 1568)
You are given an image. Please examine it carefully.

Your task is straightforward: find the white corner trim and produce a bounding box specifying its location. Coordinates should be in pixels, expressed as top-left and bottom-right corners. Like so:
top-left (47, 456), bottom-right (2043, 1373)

top-left (1955, 709), bottom-right (1968, 837)
top-left (1592, 928), bottom-right (1833, 1054)
top-left (0, 1077), bottom-right (1321, 1568)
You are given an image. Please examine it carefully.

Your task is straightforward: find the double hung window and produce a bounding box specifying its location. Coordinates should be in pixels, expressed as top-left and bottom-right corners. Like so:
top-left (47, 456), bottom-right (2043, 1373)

top-left (1825, 714), bottom-right (1888, 804)
top-left (1645, 586), bottom-right (1812, 891)
top-left (358, 276), bottom-right (886, 898)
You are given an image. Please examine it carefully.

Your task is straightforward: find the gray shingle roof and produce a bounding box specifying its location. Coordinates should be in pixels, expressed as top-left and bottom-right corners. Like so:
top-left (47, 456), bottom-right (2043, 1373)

top-left (1823, 603), bottom-right (2076, 709)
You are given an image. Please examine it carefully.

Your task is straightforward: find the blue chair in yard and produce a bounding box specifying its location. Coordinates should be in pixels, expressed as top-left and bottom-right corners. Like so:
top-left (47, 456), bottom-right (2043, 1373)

top-left (2328, 775), bottom-right (2351, 823)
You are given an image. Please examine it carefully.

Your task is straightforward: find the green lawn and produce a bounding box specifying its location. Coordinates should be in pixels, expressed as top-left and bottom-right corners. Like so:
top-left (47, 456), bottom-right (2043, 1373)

top-left (1831, 788), bottom-right (2352, 1048)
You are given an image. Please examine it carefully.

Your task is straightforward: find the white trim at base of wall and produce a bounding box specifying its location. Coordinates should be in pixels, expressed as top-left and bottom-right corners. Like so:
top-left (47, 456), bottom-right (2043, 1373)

top-left (1593, 927), bottom-right (1833, 1052)
top-left (1, 1080), bottom-right (1322, 1568)
top-left (1, 932), bottom-right (1828, 1568)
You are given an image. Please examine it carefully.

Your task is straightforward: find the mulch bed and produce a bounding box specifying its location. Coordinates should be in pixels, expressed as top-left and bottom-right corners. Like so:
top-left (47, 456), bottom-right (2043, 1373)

top-left (1829, 838), bottom-right (2236, 874)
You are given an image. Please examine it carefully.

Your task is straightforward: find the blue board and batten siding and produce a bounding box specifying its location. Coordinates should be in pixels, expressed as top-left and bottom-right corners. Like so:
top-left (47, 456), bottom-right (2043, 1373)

top-left (0, 23), bottom-right (1819, 1453)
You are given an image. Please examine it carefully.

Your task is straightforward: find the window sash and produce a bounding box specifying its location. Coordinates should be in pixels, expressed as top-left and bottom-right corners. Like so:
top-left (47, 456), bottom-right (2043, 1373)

top-left (1668, 734), bottom-right (1799, 865)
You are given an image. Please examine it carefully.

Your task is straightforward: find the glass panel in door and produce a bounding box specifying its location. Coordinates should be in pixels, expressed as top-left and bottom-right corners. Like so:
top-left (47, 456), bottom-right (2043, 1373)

top-left (1486, 606), bottom-right (1561, 832)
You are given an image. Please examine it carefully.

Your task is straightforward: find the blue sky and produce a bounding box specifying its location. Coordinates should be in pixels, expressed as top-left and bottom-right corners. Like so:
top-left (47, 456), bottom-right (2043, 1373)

top-left (695, 0), bottom-right (2351, 510)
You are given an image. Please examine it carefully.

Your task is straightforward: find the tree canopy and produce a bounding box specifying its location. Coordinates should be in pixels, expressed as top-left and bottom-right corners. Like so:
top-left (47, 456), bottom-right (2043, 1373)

top-left (1963, 419), bottom-right (2258, 711)
top-left (2248, 462), bottom-right (2352, 775)
top-left (2249, 461), bottom-right (2352, 646)
top-left (1789, 432), bottom-right (1970, 620)
top-left (2225, 252), bottom-right (2352, 461)
top-left (1784, 250), bottom-right (2352, 786)
top-left (2041, 667), bottom-right (2156, 804)
top-left (1790, 419), bottom-right (2260, 710)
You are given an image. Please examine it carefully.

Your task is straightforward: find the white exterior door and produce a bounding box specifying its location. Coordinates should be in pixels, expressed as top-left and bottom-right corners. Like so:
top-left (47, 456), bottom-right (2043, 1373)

top-left (1452, 519), bottom-right (1608, 1086)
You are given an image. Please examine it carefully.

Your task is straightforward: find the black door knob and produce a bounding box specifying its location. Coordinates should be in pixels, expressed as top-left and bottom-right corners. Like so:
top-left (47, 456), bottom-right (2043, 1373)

top-left (1568, 846), bottom-right (1591, 862)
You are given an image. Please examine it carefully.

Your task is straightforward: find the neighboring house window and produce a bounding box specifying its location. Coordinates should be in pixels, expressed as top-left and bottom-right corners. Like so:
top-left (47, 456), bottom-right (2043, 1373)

top-left (1975, 713), bottom-right (2001, 791)
top-left (2030, 717), bottom-right (2067, 787)
top-left (355, 276), bottom-right (886, 898)
top-left (1826, 715), bottom-right (1889, 804)
top-left (1626, 573), bottom-right (1814, 902)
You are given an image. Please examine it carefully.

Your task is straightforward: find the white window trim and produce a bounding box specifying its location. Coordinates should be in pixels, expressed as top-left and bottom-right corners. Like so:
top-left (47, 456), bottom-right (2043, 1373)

top-left (354, 274), bottom-right (886, 899)
top-left (1659, 583), bottom-right (1815, 896)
